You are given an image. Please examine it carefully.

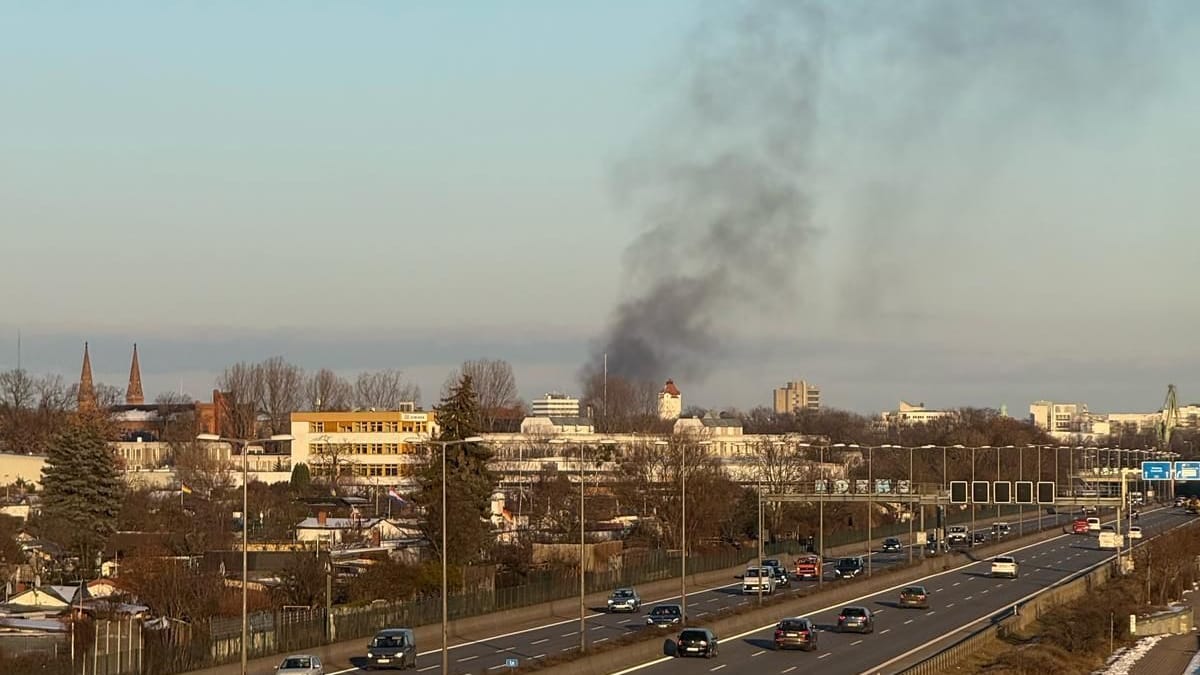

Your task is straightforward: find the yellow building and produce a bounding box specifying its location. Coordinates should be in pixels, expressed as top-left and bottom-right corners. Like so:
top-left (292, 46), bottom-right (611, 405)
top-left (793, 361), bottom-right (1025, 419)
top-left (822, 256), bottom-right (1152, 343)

top-left (290, 410), bottom-right (439, 484)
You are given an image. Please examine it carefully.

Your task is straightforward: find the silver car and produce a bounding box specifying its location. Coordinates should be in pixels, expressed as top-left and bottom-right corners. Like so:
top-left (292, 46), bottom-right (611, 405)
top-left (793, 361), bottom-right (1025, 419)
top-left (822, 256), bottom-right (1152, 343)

top-left (607, 587), bottom-right (641, 613)
top-left (276, 655), bottom-right (323, 675)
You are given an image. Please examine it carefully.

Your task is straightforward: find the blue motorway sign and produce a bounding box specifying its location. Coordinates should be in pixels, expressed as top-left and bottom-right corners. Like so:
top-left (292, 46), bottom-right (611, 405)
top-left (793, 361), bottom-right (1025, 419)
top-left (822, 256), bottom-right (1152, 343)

top-left (1142, 461), bottom-right (1173, 480)
top-left (1174, 461), bottom-right (1200, 481)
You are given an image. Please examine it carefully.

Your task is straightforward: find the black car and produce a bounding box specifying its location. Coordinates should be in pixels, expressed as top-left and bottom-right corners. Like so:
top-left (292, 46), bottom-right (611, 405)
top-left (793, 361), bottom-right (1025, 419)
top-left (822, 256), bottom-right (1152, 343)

top-left (833, 557), bottom-right (865, 579)
top-left (646, 604), bottom-right (685, 629)
top-left (881, 537), bottom-right (902, 552)
top-left (773, 617), bottom-right (818, 651)
top-left (770, 565), bottom-right (790, 587)
top-left (836, 606), bottom-right (875, 634)
top-left (674, 628), bottom-right (719, 658)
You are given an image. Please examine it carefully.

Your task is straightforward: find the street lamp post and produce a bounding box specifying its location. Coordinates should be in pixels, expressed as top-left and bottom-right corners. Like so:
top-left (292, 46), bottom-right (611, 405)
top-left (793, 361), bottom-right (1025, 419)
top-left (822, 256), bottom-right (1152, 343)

top-left (550, 437), bottom-right (617, 653)
top-left (196, 433), bottom-right (295, 675)
top-left (405, 435), bottom-right (485, 675)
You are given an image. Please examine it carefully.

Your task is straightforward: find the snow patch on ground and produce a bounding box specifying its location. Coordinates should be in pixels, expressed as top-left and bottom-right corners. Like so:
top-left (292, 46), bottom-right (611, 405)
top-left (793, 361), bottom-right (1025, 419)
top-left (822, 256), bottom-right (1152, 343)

top-left (1092, 635), bottom-right (1166, 675)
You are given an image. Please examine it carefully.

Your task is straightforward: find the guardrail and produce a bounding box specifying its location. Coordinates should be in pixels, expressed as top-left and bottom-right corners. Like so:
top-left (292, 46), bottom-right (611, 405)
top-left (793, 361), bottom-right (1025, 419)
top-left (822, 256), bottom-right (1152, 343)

top-left (895, 514), bottom-right (1192, 675)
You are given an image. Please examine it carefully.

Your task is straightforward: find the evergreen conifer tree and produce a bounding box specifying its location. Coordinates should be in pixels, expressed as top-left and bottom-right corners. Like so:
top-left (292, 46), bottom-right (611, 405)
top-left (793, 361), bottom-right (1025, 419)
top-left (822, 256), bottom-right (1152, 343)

top-left (40, 422), bottom-right (124, 575)
top-left (416, 374), bottom-right (496, 566)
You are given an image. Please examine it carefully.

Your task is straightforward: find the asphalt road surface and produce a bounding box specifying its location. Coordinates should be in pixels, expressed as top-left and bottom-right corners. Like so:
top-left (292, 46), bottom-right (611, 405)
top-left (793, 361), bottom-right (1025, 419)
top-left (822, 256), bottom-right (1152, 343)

top-left (608, 508), bottom-right (1189, 675)
top-left (326, 509), bottom-right (1079, 674)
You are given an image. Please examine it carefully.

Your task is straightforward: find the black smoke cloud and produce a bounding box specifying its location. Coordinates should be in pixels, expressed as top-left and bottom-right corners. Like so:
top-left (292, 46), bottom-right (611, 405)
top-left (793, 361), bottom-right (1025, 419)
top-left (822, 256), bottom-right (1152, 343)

top-left (587, 1), bottom-right (826, 385)
top-left (587, 0), bottom-right (1167, 387)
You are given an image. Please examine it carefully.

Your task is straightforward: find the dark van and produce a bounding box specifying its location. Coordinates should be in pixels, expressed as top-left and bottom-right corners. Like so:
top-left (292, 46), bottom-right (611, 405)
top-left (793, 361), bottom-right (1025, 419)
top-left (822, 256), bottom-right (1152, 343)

top-left (365, 628), bottom-right (415, 670)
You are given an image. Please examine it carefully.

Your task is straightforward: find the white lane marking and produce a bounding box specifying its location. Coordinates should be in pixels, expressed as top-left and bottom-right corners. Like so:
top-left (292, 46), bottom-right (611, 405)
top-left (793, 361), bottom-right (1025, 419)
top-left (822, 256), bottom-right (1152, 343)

top-left (530, 638), bottom-right (549, 645)
top-left (595, 637), bottom-right (609, 644)
top-left (407, 573), bottom-right (747, 658)
top-left (533, 653), bottom-right (546, 659)
top-left (880, 629), bottom-right (891, 634)
top-left (782, 668), bottom-right (797, 674)
top-left (457, 655), bottom-right (478, 662)
top-left (488, 665), bottom-right (507, 671)
top-left (819, 653), bottom-right (831, 659)
top-left (711, 666), bottom-right (727, 672)
top-left (935, 588), bottom-right (943, 592)
top-left (561, 646), bottom-right (577, 652)
top-left (925, 611), bottom-right (936, 615)
top-left (965, 596), bottom-right (973, 601)
top-left (752, 650), bottom-right (766, 656)
top-left (946, 603), bottom-right (955, 608)
top-left (861, 509), bottom-right (1185, 675)
top-left (613, 508), bottom-right (1174, 675)
top-left (952, 582), bottom-right (961, 587)
top-left (904, 619), bottom-right (914, 625)
top-left (560, 631), bottom-right (577, 637)
top-left (851, 639), bottom-right (863, 645)
top-left (981, 590), bottom-right (989, 594)
top-left (418, 667), bottom-right (437, 673)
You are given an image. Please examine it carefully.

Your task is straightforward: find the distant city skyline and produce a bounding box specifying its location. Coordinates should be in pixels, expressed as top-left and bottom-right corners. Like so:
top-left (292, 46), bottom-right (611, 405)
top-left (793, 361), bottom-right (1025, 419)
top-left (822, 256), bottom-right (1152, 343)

top-left (0, 331), bottom-right (1191, 417)
top-left (3, 2), bottom-right (1198, 415)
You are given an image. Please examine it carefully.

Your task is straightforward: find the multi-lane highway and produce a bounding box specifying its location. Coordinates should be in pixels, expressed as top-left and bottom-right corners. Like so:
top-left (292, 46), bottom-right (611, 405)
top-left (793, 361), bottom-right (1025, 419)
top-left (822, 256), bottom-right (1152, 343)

top-left (327, 509), bottom-right (1079, 674)
top-left (609, 508), bottom-right (1190, 675)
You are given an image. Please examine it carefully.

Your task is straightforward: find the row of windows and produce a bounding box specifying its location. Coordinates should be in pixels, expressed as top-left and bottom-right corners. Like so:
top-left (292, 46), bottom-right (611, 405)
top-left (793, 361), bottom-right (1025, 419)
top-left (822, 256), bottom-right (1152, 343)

top-left (310, 463), bottom-right (414, 478)
top-left (308, 421), bottom-right (431, 434)
top-left (309, 442), bottom-right (420, 455)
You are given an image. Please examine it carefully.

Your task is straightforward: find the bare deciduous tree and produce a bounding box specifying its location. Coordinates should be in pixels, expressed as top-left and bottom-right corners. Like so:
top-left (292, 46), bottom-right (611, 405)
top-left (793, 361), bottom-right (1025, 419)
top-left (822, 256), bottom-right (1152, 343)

top-left (217, 361), bottom-right (264, 440)
top-left (309, 435), bottom-right (358, 494)
top-left (354, 370), bottom-right (420, 410)
top-left (174, 441), bottom-right (237, 497)
top-left (259, 356), bottom-right (306, 435)
top-left (580, 373), bottom-right (663, 433)
top-left (0, 369), bottom-right (37, 410)
top-left (613, 438), bottom-right (738, 551)
top-left (443, 359), bottom-right (523, 431)
top-left (305, 368), bottom-right (352, 411)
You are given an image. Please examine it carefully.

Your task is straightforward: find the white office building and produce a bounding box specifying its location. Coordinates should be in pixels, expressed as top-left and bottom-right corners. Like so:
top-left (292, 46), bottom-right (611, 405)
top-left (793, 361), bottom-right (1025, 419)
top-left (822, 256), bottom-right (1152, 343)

top-left (531, 393), bottom-right (580, 418)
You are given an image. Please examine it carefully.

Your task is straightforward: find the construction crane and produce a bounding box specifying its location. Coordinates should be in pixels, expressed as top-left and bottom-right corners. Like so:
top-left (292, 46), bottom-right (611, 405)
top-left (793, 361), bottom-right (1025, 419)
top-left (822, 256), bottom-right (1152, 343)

top-left (1160, 384), bottom-right (1181, 449)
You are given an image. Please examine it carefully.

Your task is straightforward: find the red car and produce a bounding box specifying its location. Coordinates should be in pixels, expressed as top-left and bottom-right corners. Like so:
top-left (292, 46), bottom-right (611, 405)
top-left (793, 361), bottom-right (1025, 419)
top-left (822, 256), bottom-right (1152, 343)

top-left (1072, 518), bottom-right (1089, 534)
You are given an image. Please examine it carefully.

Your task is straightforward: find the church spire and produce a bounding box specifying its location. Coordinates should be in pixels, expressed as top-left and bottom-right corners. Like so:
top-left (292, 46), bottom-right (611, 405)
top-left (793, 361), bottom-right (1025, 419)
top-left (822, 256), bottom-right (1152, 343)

top-left (126, 343), bottom-right (144, 406)
top-left (78, 342), bottom-right (96, 411)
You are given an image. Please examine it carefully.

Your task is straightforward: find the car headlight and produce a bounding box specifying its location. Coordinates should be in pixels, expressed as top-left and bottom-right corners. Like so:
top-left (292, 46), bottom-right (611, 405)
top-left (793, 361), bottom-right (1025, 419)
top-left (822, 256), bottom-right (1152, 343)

top-left (367, 652), bottom-right (374, 658)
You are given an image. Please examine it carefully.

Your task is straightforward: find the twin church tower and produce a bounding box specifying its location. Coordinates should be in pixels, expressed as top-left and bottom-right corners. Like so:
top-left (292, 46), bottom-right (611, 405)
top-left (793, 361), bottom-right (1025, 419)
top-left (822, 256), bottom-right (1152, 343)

top-left (76, 342), bottom-right (143, 411)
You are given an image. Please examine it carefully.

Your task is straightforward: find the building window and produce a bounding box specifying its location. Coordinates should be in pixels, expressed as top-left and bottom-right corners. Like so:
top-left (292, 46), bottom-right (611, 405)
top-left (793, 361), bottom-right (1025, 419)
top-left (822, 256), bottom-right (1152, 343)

top-left (309, 421), bottom-right (325, 433)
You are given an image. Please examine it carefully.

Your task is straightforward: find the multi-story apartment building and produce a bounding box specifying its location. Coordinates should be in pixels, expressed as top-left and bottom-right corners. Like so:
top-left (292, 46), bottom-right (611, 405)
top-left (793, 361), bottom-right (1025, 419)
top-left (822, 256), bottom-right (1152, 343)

top-left (1029, 401), bottom-right (1091, 434)
top-left (530, 393), bottom-right (580, 418)
top-left (290, 410), bottom-right (439, 484)
top-left (773, 380), bottom-right (821, 414)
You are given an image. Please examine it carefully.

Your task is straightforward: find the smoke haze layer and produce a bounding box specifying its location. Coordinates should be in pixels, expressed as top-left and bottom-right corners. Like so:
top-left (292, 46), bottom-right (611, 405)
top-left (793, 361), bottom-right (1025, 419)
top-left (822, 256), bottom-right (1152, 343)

top-left (587, 0), bottom-right (1170, 388)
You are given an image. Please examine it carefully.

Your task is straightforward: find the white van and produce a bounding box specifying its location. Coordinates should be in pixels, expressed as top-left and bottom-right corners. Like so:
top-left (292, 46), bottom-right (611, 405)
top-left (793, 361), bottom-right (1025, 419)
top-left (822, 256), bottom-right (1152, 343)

top-left (1086, 517), bottom-right (1101, 532)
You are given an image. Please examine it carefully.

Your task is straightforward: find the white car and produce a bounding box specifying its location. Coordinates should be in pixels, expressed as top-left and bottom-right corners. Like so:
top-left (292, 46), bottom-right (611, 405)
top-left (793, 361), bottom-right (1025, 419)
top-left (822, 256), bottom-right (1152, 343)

top-left (276, 655), bottom-right (323, 675)
top-left (1128, 526), bottom-right (1143, 540)
top-left (990, 556), bottom-right (1018, 579)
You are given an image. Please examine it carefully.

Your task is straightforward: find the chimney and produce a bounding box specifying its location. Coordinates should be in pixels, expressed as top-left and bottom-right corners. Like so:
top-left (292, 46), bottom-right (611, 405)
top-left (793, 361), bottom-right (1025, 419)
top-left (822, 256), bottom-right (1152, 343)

top-left (317, 511), bottom-right (328, 527)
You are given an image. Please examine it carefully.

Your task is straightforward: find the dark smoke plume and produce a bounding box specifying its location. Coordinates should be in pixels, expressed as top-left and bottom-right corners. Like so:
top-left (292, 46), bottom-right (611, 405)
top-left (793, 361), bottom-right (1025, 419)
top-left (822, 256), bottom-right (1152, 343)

top-left (587, 1), bottom-right (826, 386)
top-left (587, 0), bottom-right (1165, 388)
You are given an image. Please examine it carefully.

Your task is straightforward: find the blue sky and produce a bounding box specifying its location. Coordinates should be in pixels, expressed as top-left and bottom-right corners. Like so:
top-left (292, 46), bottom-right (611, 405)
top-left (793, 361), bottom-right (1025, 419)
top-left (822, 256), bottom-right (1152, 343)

top-left (2, 1), bottom-right (1198, 414)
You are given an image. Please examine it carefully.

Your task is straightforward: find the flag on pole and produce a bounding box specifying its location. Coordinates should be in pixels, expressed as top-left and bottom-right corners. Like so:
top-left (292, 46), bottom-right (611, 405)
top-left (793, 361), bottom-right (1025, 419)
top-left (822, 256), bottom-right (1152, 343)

top-left (180, 483), bottom-right (193, 495)
top-left (388, 487), bottom-right (408, 505)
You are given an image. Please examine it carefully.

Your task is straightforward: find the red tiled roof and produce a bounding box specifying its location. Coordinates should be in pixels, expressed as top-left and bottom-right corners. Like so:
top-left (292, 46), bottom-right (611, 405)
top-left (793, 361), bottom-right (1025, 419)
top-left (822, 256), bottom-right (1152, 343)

top-left (662, 379), bottom-right (680, 396)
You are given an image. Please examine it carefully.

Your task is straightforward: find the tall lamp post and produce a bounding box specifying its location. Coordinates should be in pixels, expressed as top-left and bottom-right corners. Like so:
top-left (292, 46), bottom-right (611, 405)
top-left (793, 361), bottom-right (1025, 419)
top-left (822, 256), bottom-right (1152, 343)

top-left (406, 436), bottom-right (485, 675)
top-left (549, 437), bottom-right (617, 653)
top-left (196, 433), bottom-right (295, 675)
